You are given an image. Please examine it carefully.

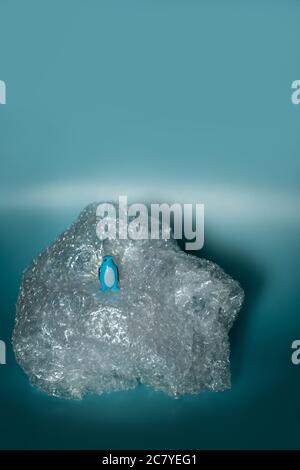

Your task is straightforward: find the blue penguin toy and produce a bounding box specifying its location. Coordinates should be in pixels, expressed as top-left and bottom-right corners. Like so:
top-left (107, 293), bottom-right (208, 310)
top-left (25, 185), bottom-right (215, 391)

top-left (99, 256), bottom-right (120, 291)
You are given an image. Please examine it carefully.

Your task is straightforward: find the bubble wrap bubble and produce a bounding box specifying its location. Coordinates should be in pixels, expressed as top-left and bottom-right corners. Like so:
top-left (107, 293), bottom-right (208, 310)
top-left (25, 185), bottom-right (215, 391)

top-left (13, 203), bottom-right (244, 399)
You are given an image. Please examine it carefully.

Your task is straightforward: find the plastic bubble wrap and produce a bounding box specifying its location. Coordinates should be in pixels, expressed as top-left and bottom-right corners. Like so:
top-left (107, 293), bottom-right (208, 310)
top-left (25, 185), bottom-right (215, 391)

top-left (13, 203), bottom-right (244, 398)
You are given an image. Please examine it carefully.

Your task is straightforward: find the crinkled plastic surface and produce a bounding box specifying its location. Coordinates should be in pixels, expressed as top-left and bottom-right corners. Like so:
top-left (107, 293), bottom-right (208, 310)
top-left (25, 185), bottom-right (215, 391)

top-left (13, 203), bottom-right (244, 399)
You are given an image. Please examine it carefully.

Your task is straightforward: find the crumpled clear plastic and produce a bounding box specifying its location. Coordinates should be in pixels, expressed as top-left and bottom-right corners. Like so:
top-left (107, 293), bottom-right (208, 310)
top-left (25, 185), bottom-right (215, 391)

top-left (13, 202), bottom-right (244, 399)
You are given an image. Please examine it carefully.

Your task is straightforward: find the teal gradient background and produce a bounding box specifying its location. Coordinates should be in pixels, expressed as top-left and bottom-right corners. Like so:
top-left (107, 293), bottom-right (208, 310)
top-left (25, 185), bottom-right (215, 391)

top-left (0, 0), bottom-right (300, 449)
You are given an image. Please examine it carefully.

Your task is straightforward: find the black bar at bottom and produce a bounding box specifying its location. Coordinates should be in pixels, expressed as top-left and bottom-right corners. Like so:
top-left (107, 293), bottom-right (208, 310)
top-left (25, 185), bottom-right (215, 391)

top-left (0, 450), bottom-right (299, 465)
